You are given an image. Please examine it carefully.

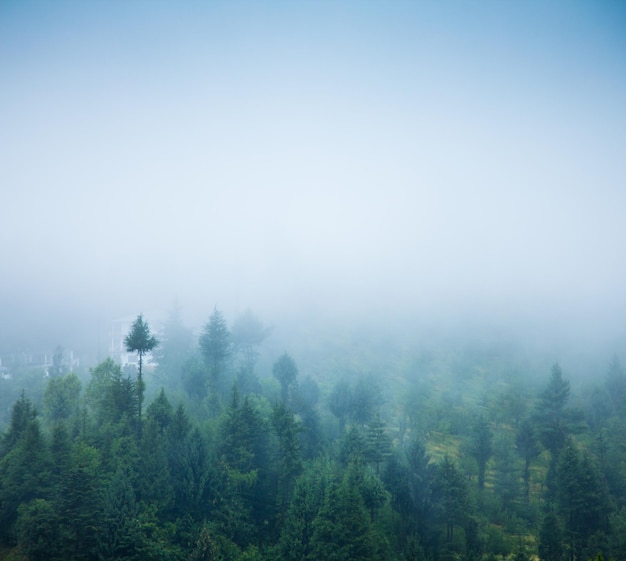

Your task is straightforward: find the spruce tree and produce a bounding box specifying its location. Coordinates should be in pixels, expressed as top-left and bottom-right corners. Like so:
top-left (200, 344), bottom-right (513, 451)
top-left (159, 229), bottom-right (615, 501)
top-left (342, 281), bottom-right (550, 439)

top-left (124, 314), bottom-right (158, 437)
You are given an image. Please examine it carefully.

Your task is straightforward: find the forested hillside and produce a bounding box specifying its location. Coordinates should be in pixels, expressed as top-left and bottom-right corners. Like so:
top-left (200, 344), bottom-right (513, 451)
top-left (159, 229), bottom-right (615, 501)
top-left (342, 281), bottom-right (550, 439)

top-left (1, 310), bottom-right (625, 561)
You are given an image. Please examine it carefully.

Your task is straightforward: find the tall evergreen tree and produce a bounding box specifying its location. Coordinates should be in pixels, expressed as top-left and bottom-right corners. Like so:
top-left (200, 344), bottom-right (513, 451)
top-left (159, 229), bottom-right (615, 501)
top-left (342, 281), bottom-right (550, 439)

top-left (231, 309), bottom-right (271, 374)
top-left (535, 364), bottom-right (572, 459)
top-left (308, 470), bottom-right (376, 561)
top-left (271, 402), bottom-right (303, 516)
top-left (538, 512), bottom-right (563, 561)
top-left (152, 304), bottom-right (193, 392)
top-left (329, 379), bottom-right (352, 433)
top-left (365, 413), bottom-right (391, 474)
top-left (199, 307), bottom-right (232, 406)
top-left (433, 455), bottom-right (469, 544)
top-left (57, 441), bottom-right (103, 561)
top-left (468, 415), bottom-right (493, 490)
top-left (1, 392), bottom-right (37, 456)
top-left (516, 419), bottom-right (541, 503)
top-left (124, 314), bottom-right (159, 437)
top-left (278, 460), bottom-right (332, 561)
top-left (273, 353), bottom-right (298, 404)
top-left (556, 442), bottom-right (610, 561)
top-left (16, 498), bottom-right (61, 561)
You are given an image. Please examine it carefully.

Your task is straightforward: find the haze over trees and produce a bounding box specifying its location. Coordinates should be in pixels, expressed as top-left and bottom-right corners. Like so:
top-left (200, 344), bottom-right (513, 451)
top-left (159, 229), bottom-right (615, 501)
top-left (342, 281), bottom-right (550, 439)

top-left (1, 307), bottom-right (626, 561)
top-left (1, 1), bottom-right (625, 561)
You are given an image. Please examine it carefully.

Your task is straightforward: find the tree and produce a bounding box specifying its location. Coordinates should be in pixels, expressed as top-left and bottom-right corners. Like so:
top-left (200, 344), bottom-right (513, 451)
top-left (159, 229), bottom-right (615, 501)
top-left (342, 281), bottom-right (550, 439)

top-left (555, 442), bottom-right (610, 561)
top-left (329, 379), bottom-right (352, 433)
top-left (605, 356), bottom-right (626, 415)
top-left (273, 353), bottom-right (298, 403)
top-left (538, 512), bottom-right (563, 561)
top-left (0, 409), bottom-right (51, 543)
top-left (124, 314), bottom-right (158, 437)
top-left (152, 304), bottom-right (193, 392)
top-left (351, 376), bottom-right (382, 426)
top-left (468, 415), bottom-right (493, 490)
top-left (271, 402), bottom-right (303, 515)
top-left (231, 309), bottom-right (271, 374)
top-left (534, 363), bottom-right (585, 494)
top-left (56, 441), bottom-right (103, 560)
top-left (516, 419), bottom-right (540, 503)
top-left (277, 460), bottom-right (332, 561)
top-left (43, 373), bottom-right (82, 422)
top-left (97, 467), bottom-right (142, 561)
top-left (308, 469), bottom-right (376, 561)
top-left (405, 438), bottom-right (434, 541)
top-left (1, 391), bottom-right (37, 456)
top-left (16, 499), bottom-right (61, 561)
top-left (85, 358), bottom-right (138, 433)
top-left (365, 413), bottom-right (391, 474)
top-left (432, 455), bottom-right (469, 544)
top-left (535, 364), bottom-right (572, 459)
top-left (199, 307), bottom-right (232, 405)
top-left (492, 430), bottom-right (520, 513)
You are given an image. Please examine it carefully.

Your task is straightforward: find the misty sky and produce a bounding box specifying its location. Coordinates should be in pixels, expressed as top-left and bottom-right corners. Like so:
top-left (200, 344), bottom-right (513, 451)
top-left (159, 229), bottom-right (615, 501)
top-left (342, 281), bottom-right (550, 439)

top-left (1, 1), bottom-right (626, 347)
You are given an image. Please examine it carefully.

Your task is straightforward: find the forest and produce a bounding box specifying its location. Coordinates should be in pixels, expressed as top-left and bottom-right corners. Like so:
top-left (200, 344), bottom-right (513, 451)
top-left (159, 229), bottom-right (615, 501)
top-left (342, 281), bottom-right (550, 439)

top-left (1, 308), bottom-right (625, 561)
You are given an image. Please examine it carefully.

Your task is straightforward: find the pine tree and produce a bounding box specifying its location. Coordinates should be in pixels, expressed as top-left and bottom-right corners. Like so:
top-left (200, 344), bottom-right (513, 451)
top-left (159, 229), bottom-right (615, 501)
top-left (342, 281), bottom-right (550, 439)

top-left (200, 307), bottom-right (232, 407)
top-left (516, 419), bottom-right (540, 503)
top-left (271, 402), bottom-right (303, 516)
top-left (273, 353), bottom-right (299, 404)
top-left (124, 314), bottom-right (159, 438)
top-left (365, 413), bottom-right (391, 474)
top-left (538, 512), bottom-right (563, 561)
top-left (469, 415), bottom-right (493, 490)
top-left (433, 455), bottom-right (469, 544)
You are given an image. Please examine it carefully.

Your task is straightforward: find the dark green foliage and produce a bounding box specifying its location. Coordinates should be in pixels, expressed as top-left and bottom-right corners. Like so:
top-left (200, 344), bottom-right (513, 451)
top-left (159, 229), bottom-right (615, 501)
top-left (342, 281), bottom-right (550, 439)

top-left (1, 392), bottom-right (37, 456)
top-left (43, 372), bottom-right (82, 422)
top-left (555, 442), bottom-right (610, 561)
top-left (365, 413), bottom-right (392, 474)
top-left (86, 358), bottom-right (139, 432)
top-left (277, 459), bottom-right (332, 561)
top-left (146, 388), bottom-right (173, 433)
top-left (57, 440), bottom-right (103, 560)
top-left (124, 314), bottom-right (159, 368)
top-left (534, 364), bottom-right (574, 459)
top-left (271, 402), bottom-right (303, 513)
top-left (292, 376), bottom-right (323, 460)
top-left (16, 498), bottom-right (61, 561)
top-left (98, 467), bottom-right (141, 560)
top-left (340, 425), bottom-right (367, 465)
top-left (516, 419), bottom-right (541, 503)
top-left (0, 415), bottom-right (51, 543)
top-left (308, 469), bottom-right (376, 561)
top-left (3, 316), bottom-right (626, 561)
top-left (468, 415), bottom-right (493, 490)
top-left (538, 512), bottom-right (563, 561)
top-left (432, 455), bottom-right (469, 544)
top-left (492, 430), bottom-right (520, 514)
top-left (125, 314), bottom-right (159, 437)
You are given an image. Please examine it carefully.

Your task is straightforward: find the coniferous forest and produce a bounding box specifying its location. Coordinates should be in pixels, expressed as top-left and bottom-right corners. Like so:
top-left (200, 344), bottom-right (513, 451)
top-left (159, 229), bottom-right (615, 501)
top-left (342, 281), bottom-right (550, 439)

top-left (1, 310), bottom-right (625, 561)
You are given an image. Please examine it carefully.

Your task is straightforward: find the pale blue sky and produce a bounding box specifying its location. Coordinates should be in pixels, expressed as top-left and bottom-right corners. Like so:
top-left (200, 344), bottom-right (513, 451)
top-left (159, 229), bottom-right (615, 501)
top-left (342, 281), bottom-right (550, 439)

top-left (1, 1), bottom-right (625, 342)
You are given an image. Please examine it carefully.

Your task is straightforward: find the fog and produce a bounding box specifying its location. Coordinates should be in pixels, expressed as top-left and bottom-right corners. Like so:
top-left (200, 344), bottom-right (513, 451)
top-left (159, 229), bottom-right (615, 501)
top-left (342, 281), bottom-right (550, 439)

top-left (1, 1), bottom-right (625, 359)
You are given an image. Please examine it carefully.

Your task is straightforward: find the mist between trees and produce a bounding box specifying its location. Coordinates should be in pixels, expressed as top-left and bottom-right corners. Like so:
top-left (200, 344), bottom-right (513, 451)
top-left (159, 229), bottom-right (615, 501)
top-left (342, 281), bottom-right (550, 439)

top-left (1, 307), bottom-right (625, 561)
